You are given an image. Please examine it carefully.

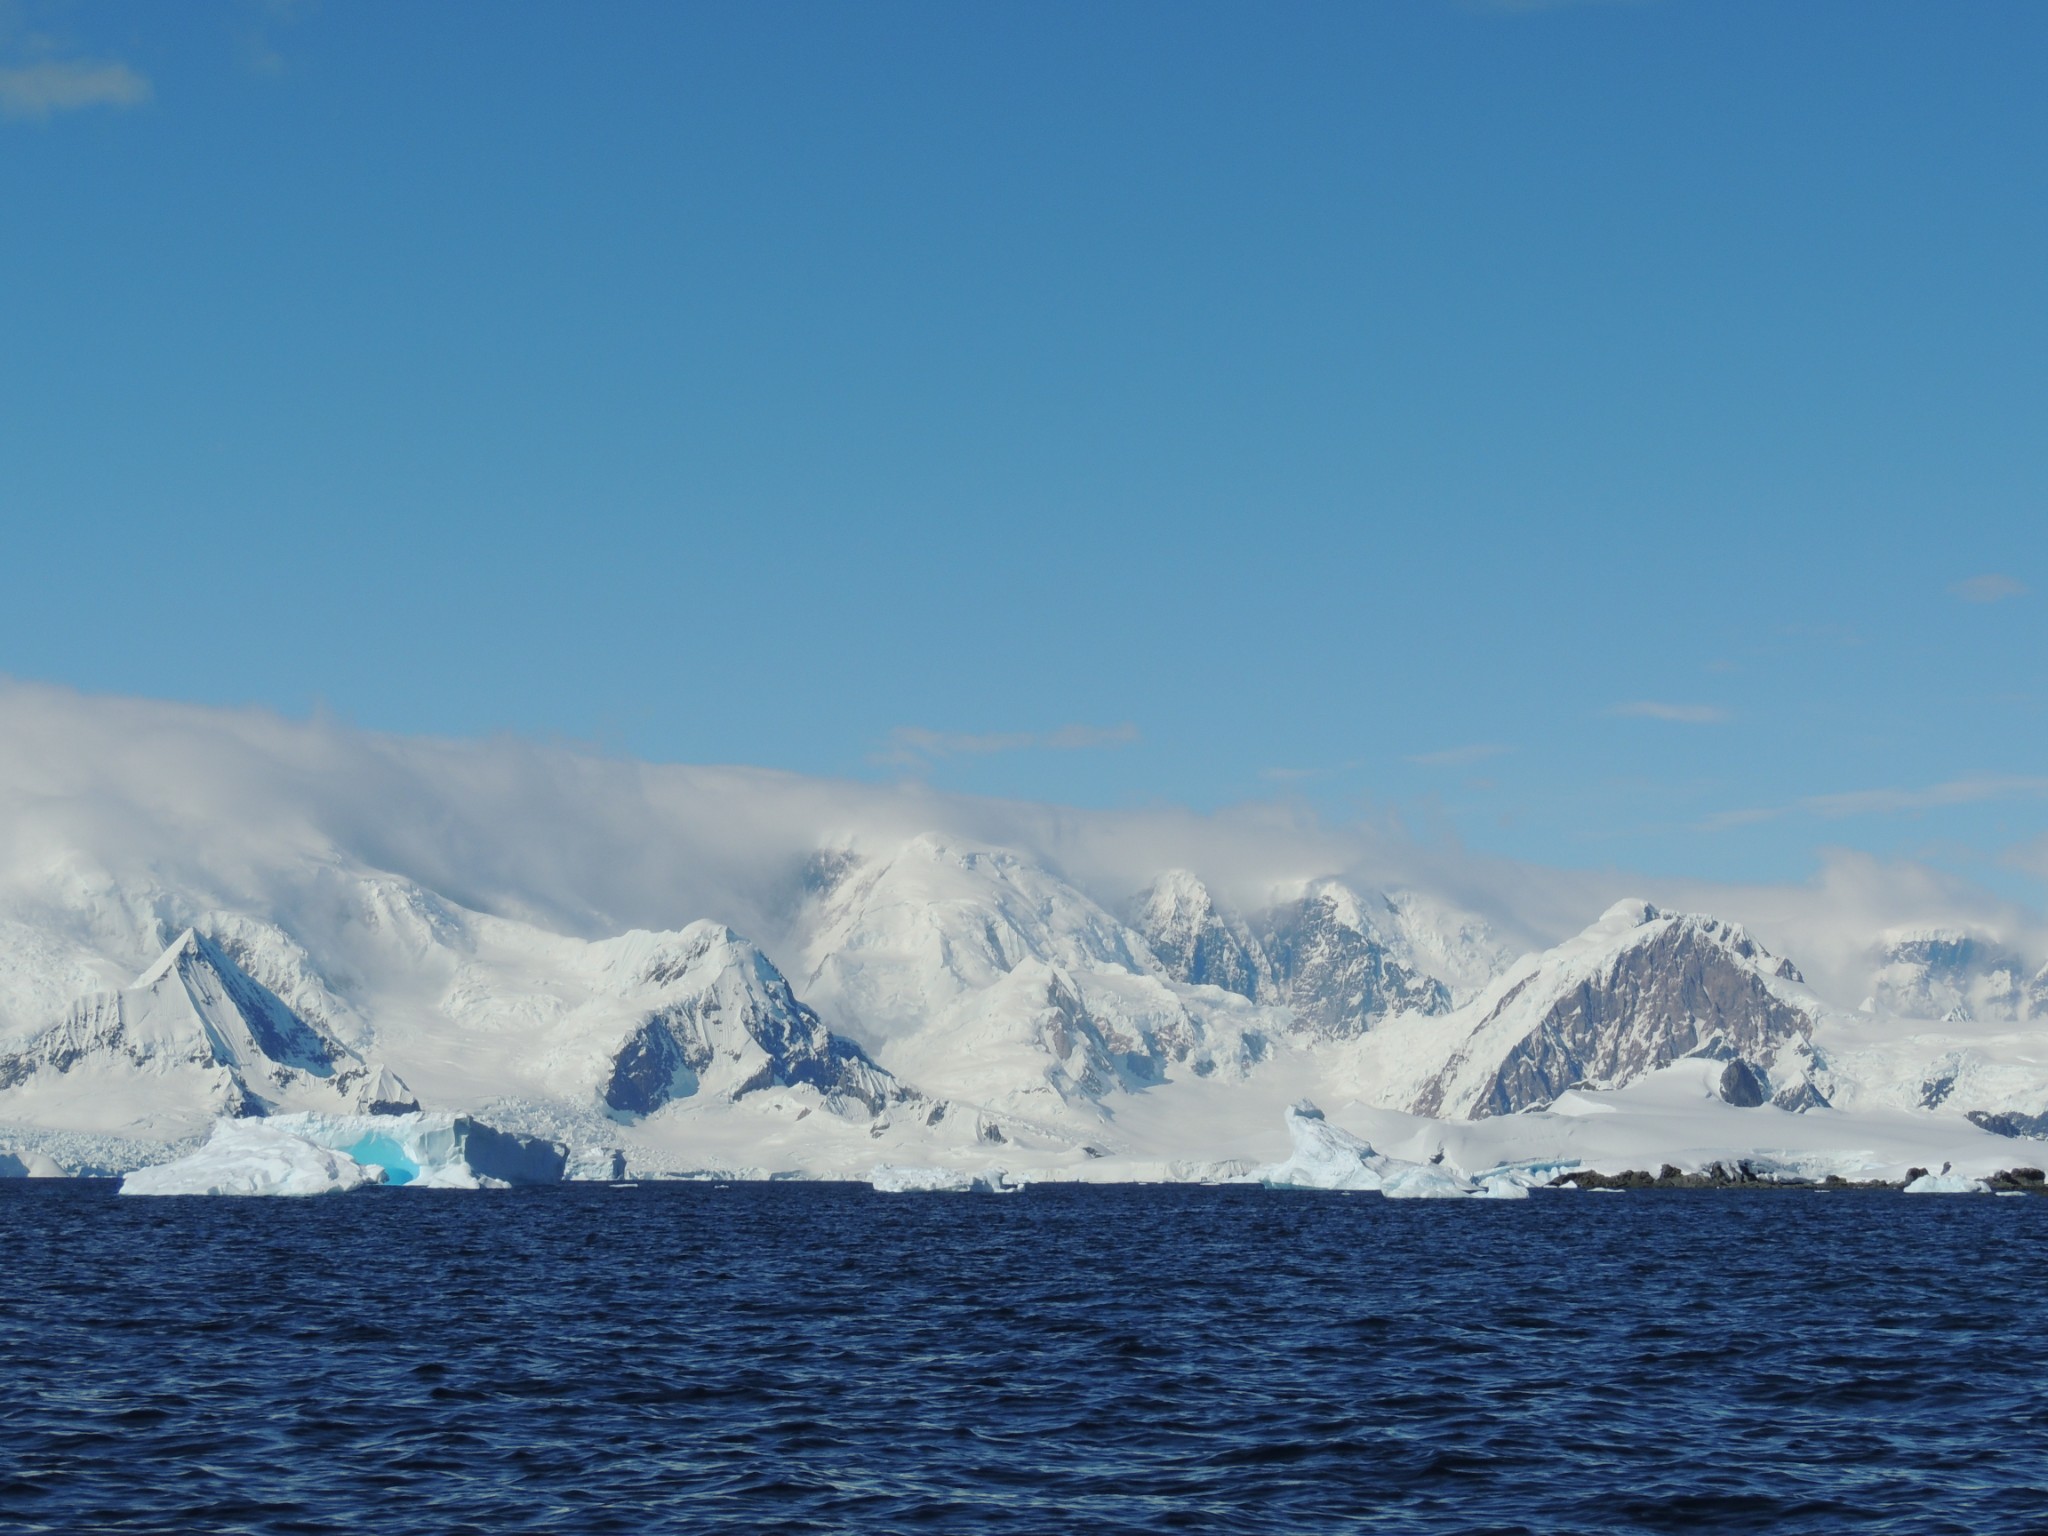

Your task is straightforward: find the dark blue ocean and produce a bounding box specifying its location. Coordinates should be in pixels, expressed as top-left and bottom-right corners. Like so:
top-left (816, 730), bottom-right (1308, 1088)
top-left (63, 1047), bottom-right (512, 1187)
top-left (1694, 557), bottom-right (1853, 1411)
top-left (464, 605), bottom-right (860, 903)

top-left (3, 1182), bottom-right (2045, 1534)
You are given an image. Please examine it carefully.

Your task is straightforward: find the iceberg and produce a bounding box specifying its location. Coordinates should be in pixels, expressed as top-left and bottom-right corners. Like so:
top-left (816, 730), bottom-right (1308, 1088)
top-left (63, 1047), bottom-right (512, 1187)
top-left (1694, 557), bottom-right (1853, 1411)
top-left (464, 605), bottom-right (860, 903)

top-left (121, 1119), bottom-right (387, 1197)
top-left (869, 1163), bottom-right (1014, 1193)
top-left (1903, 1169), bottom-right (1991, 1195)
top-left (1474, 1174), bottom-right (1534, 1200)
top-left (0, 1148), bottom-right (66, 1178)
top-left (1257, 1101), bottom-right (1479, 1198)
top-left (268, 1111), bottom-right (569, 1188)
top-left (120, 1111), bottom-right (569, 1195)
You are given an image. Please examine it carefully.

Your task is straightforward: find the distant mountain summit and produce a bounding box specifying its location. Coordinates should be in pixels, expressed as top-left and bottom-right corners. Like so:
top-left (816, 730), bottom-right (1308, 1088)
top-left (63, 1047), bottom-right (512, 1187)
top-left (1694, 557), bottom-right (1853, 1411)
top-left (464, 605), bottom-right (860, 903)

top-left (1134, 870), bottom-right (1270, 1001)
top-left (1261, 882), bottom-right (1454, 1036)
top-left (591, 922), bottom-right (901, 1117)
top-left (1869, 929), bottom-right (2039, 1024)
top-left (1133, 871), bottom-right (1488, 1033)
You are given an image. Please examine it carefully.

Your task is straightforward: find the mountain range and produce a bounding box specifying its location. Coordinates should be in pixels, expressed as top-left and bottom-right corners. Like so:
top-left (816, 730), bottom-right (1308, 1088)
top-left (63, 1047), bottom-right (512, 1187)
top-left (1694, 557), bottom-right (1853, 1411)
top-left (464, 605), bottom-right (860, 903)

top-left (2, 685), bottom-right (2045, 1179)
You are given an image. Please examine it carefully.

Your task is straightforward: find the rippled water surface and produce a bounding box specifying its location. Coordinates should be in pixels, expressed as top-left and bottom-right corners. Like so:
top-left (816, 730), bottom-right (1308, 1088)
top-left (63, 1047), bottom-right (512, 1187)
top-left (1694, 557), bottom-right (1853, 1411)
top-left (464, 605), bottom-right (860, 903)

top-left (4, 1182), bottom-right (2047, 1534)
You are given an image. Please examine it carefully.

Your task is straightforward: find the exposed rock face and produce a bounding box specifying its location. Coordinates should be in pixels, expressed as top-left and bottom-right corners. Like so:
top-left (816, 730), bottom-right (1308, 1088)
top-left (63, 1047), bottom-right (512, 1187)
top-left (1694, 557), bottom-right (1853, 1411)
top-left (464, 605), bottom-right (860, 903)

top-left (1134, 871), bottom-right (1269, 1001)
top-left (1136, 873), bottom-right (1472, 1042)
top-left (1719, 1058), bottom-right (1770, 1108)
top-left (1967, 1109), bottom-right (2048, 1140)
top-left (1415, 902), bottom-right (1822, 1119)
top-left (0, 929), bottom-right (415, 1117)
top-left (1262, 885), bottom-right (1451, 1038)
top-left (598, 924), bottom-right (900, 1117)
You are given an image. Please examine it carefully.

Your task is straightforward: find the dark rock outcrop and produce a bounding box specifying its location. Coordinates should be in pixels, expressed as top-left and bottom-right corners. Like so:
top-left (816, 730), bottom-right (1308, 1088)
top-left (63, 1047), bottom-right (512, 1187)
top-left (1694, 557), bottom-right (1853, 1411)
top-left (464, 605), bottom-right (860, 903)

top-left (1967, 1108), bottom-right (2048, 1140)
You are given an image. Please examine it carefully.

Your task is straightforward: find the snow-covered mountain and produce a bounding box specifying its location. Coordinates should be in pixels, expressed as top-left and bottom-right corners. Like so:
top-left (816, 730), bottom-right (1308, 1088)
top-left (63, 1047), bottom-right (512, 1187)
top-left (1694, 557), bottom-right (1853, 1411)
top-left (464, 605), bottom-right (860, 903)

top-left (3, 684), bottom-right (2048, 1181)
top-left (588, 923), bottom-right (901, 1117)
top-left (0, 928), bottom-right (414, 1138)
top-left (1131, 870), bottom-right (1503, 1029)
top-left (1134, 870), bottom-right (1271, 1001)
top-left (795, 837), bottom-right (1247, 1128)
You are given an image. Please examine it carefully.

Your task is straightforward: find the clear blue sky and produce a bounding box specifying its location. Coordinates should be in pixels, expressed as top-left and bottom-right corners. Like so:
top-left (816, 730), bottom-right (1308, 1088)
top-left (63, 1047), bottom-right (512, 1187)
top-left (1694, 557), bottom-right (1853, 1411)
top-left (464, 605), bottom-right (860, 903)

top-left (2, 0), bottom-right (2043, 897)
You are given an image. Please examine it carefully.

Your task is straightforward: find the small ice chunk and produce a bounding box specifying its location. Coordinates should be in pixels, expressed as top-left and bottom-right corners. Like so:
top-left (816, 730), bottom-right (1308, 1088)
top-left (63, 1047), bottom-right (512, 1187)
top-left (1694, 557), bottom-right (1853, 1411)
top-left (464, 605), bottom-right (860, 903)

top-left (869, 1164), bottom-right (1012, 1193)
top-left (1475, 1174), bottom-right (1534, 1200)
top-left (1903, 1171), bottom-right (1991, 1194)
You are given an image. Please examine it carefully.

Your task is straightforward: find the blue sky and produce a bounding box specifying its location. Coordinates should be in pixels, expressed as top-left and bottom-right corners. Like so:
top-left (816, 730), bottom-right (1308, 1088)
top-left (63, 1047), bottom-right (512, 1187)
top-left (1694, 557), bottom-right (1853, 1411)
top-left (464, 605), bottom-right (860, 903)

top-left (2, 0), bottom-right (2043, 898)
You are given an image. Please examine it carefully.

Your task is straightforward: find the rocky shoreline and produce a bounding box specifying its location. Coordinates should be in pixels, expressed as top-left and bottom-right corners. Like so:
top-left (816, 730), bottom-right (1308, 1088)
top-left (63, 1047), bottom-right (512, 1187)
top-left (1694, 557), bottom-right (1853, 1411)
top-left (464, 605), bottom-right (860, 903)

top-left (1550, 1163), bottom-right (2048, 1194)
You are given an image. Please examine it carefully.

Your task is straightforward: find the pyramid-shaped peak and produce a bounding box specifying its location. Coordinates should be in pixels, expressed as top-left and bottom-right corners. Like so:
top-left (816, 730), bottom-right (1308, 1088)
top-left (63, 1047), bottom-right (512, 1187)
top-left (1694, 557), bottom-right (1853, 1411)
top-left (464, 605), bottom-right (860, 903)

top-left (133, 927), bottom-right (209, 989)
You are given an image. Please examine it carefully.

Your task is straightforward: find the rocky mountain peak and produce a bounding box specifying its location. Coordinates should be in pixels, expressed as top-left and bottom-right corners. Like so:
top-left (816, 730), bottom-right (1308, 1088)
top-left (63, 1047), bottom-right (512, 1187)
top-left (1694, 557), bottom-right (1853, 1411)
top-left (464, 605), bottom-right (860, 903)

top-left (1414, 900), bottom-right (1823, 1119)
top-left (1133, 869), bottom-right (1269, 1001)
top-left (597, 922), bottom-right (901, 1119)
top-left (1262, 880), bottom-right (1452, 1038)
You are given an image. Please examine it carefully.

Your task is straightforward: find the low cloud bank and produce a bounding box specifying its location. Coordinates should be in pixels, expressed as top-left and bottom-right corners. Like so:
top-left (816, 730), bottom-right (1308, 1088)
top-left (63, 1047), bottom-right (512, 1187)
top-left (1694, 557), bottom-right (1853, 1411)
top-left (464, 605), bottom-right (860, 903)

top-left (0, 679), bottom-right (2039, 1004)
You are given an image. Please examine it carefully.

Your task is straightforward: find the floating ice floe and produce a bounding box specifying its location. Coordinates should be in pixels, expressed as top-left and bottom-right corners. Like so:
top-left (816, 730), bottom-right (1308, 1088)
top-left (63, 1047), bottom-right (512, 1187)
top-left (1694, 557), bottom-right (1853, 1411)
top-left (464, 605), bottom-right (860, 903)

top-left (1902, 1169), bottom-right (1992, 1195)
top-left (120, 1112), bottom-right (569, 1196)
top-left (1258, 1101), bottom-right (1484, 1198)
top-left (868, 1163), bottom-right (1015, 1193)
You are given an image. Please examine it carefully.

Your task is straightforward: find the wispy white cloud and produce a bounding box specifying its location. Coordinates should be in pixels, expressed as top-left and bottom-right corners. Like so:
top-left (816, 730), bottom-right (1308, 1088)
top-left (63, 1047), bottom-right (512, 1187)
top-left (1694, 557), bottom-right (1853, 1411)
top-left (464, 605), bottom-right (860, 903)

top-left (2005, 833), bottom-right (2048, 882)
top-left (1608, 702), bottom-right (1730, 725)
top-left (875, 721), bottom-right (1138, 767)
top-left (1950, 573), bottom-right (2028, 605)
top-left (1803, 775), bottom-right (2048, 818)
top-left (1706, 774), bottom-right (2048, 831)
top-left (1406, 743), bottom-right (1513, 768)
top-left (0, 59), bottom-right (151, 121)
top-left (3, 678), bottom-right (2042, 1012)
